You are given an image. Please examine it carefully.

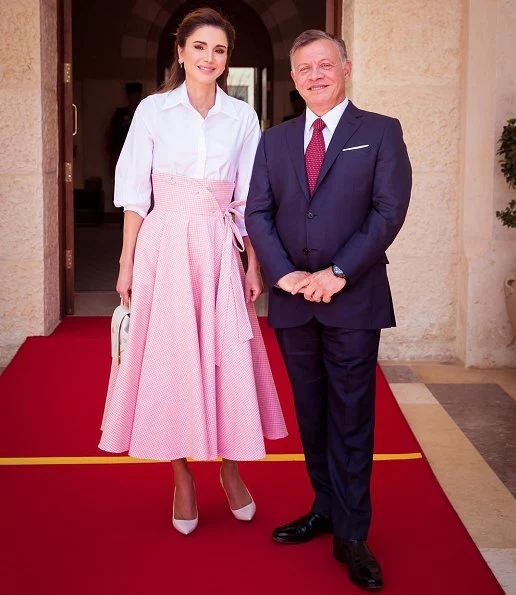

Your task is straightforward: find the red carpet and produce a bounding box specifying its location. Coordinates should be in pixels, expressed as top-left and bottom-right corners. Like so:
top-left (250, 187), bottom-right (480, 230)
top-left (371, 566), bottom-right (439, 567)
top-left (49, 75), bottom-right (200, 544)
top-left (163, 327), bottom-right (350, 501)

top-left (0, 317), bottom-right (419, 457)
top-left (0, 318), bottom-right (504, 594)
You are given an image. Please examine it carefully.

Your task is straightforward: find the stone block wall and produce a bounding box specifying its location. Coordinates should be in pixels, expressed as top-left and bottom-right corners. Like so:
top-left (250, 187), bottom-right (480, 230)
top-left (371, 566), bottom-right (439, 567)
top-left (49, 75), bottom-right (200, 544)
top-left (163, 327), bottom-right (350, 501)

top-left (0, 0), bottom-right (60, 366)
top-left (344, 0), bottom-right (463, 361)
top-left (457, 0), bottom-right (516, 366)
top-left (344, 0), bottom-right (516, 365)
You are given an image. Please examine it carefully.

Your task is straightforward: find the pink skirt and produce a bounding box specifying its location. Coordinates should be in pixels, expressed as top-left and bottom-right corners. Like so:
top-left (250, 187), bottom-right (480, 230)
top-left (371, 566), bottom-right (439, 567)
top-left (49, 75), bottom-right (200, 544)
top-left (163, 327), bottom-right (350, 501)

top-left (99, 173), bottom-right (287, 461)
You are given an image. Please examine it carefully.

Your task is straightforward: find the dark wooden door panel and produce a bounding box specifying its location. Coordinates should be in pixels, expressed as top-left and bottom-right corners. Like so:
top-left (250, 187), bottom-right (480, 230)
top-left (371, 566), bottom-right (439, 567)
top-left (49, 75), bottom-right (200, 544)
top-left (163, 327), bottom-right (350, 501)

top-left (59, 0), bottom-right (74, 315)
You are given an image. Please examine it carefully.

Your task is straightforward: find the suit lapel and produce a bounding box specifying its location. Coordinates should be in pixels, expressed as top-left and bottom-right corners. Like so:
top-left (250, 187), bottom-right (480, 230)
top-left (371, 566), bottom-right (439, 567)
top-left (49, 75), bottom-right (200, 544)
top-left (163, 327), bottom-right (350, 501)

top-left (286, 114), bottom-right (310, 201)
top-left (313, 101), bottom-right (363, 196)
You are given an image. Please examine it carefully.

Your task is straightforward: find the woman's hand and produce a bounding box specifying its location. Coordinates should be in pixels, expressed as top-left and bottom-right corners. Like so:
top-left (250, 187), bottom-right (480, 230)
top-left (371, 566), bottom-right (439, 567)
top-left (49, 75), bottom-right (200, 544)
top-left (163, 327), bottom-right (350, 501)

top-left (245, 265), bottom-right (264, 304)
top-left (116, 261), bottom-right (133, 306)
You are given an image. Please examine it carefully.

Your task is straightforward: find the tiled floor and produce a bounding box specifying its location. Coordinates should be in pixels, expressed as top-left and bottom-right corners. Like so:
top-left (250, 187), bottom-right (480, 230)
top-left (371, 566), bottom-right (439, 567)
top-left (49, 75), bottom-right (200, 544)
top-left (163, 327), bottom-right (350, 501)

top-left (427, 383), bottom-right (516, 495)
top-left (382, 361), bottom-right (516, 594)
top-left (75, 290), bottom-right (120, 316)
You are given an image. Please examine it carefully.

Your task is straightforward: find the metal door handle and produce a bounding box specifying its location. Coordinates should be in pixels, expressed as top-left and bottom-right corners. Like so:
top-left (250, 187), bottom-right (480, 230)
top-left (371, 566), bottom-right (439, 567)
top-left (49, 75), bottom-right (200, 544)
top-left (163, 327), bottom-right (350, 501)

top-left (72, 103), bottom-right (78, 136)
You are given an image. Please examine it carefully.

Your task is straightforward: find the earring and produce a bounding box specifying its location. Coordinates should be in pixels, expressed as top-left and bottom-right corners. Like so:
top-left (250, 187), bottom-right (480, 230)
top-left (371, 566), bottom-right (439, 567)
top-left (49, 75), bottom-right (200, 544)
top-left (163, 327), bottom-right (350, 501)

top-left (179, 61), bottom-right (184, 69)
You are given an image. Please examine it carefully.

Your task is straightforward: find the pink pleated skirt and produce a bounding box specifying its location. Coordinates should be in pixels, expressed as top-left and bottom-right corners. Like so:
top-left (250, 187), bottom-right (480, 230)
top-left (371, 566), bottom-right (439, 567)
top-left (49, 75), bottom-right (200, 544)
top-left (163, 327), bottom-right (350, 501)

top-left (99, 173), bottom-right (287, 461)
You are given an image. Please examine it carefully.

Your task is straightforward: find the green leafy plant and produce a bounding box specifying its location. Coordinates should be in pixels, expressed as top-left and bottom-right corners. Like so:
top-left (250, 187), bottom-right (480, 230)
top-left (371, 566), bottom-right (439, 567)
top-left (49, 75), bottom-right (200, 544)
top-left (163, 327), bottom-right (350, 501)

top-left (496, 119), bottom-right (516, 228)
top-left (497, 199), bottom-right (516, 228)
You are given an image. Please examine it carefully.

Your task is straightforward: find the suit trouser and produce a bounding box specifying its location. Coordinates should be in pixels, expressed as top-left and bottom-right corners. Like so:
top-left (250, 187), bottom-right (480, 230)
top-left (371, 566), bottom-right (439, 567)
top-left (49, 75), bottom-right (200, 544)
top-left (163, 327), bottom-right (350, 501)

top-left (275, 318), bottom-right (380, 540)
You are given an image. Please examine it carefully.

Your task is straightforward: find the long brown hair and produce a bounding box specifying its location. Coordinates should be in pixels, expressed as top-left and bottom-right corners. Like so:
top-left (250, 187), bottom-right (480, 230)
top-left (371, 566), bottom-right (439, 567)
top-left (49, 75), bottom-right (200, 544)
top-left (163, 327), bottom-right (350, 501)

top-left (158, 8), bottom-right (236, 94)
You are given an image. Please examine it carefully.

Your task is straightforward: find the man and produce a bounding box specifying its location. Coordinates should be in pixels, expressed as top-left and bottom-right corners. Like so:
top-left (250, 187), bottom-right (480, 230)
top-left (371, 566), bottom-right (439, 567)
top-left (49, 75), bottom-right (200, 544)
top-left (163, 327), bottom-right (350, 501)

top-left (282, 89), bottom-right (306, 122)
top-left (245, 30), bottom-right (411, 591)
top-left (107, 82), bottom-right (143, 175)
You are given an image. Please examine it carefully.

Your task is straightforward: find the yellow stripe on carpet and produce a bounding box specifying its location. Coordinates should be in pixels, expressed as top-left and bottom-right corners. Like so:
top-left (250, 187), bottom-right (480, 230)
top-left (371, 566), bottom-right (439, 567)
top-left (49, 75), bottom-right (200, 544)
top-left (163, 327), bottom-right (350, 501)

top-left (0, 453), bottom-right (423, 466)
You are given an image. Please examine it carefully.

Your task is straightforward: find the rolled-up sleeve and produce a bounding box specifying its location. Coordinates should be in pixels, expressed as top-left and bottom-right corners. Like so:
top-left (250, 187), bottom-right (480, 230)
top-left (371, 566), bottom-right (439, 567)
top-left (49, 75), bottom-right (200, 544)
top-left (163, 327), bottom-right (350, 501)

top-left (114, 100), bottom-right (154, 218)
top-left (233, 110), bottom-right (261, 236)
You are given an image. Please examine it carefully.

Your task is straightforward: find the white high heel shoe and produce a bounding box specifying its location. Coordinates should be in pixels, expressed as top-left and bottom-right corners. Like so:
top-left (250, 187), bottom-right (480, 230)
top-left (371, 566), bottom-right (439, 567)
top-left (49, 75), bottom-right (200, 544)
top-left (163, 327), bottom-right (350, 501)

top-left (172, 487), bottom-right (198, 535)
top-left (219, 473), bottom-right (256, 521)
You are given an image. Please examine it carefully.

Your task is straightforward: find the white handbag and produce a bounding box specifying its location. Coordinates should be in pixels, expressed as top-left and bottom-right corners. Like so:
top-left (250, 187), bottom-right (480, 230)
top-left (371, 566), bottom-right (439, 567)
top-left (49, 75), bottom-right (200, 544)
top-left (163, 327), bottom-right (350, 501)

top-left (111, 299), bottom-right (130, 365)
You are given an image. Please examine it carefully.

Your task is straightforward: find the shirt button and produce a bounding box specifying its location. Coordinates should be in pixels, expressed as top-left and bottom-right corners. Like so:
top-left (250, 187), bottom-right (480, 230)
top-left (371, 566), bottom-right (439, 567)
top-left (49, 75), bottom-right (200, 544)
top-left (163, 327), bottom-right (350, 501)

top-left (303, 248), bottom-right (310, 256)
top-left (307, 212), bottom-right (314, 219)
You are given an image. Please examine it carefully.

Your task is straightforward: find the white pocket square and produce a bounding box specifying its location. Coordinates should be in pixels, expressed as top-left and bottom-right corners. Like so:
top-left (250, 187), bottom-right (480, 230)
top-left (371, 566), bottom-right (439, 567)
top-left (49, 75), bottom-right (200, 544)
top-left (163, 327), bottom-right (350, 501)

top-left (342, 144), bottom-right (369, 152)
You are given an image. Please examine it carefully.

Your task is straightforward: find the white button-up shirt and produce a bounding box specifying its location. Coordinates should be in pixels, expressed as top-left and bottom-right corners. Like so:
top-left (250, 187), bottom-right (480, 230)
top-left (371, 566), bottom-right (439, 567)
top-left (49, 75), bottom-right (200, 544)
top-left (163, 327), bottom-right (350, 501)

top-left (304, 97), bottom-right (349, 152)
top-left (114, 81), bottom-right (261, 235)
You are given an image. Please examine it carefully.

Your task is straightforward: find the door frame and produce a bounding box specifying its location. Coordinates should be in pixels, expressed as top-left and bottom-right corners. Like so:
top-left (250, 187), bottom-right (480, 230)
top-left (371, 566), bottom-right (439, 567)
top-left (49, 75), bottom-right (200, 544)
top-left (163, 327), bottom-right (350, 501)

top-left (58, 0), bottom-right (75, 316)
top-left (58, 0), bottom-right (344, 315)
top-left (326, 0), bottom-right (343, 36)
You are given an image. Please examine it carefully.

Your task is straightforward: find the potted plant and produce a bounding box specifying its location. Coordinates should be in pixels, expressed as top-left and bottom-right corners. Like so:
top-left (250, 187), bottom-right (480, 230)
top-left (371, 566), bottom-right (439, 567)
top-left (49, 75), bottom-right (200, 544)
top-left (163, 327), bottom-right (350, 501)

top-left (495, 119), bottom-right (516, 338)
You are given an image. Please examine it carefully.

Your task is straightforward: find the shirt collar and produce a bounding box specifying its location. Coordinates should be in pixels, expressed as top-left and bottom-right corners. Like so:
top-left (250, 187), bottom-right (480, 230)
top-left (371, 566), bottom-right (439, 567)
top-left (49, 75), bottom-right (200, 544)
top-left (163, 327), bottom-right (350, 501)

top-left (305, 97), bottom-right (349, 134)
top-left (162, 81), bottom-right (239, 120)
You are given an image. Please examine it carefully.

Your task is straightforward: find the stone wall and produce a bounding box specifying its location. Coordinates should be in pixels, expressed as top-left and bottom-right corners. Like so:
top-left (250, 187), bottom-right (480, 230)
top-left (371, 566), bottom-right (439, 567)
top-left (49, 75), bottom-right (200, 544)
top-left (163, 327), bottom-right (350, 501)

top-left (0, 0), bottom-right (60, 366)
top-left (344, 0), bottom-right (463, 361)
top-left (457, 0), bottom-right (516, 366)
top-left (41, 0), bottom-right (60, 338)
top-left (344, 0), bottom-right (516, 365)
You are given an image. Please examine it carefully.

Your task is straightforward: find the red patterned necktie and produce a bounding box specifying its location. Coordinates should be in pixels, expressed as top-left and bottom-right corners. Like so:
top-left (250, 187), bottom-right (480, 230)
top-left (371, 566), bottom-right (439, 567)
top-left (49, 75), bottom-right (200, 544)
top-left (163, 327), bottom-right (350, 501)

top-left (305, 117), bottom-right (326, 196)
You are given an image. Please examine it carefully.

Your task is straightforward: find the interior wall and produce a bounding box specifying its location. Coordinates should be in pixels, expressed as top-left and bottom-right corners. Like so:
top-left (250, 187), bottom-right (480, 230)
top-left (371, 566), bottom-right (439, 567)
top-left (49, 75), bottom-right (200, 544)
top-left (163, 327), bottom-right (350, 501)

top-left (72, 78), bottom-right (155, 212)
top-left (72, 0), bottom-right (156, 211)
top-left (71, 0), bottom-right (326, 213)
top-left (72, 0), bottom-right (325, 123)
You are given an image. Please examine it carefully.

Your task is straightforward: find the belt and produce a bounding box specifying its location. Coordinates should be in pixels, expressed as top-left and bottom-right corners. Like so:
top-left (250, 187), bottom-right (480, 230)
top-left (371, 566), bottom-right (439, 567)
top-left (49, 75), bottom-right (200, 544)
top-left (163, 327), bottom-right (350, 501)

top-left (215, 200), bottom-right (254, 365)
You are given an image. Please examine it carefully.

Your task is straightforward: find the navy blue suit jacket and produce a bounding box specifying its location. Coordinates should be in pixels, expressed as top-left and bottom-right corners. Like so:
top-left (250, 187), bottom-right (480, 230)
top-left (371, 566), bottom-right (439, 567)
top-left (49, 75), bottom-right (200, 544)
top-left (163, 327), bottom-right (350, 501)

top-left (245, 101), bottom-right (412, 330)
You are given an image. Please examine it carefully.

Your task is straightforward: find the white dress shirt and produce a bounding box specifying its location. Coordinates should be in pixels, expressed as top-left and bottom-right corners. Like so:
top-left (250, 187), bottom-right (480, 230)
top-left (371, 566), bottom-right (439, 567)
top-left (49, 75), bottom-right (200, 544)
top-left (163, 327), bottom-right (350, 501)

top-left (114, 81), bottom-right (261, 235)
top-left (304, 97), bottom-right (349, 152)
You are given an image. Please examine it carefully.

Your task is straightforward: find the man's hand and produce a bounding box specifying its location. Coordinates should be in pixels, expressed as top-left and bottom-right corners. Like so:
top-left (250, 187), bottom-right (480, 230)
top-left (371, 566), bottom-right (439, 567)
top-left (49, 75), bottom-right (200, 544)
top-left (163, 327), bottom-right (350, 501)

top-left (276, 271), bottom-right (311, 293)
top-left (291, 267), bottom-right (346, 303)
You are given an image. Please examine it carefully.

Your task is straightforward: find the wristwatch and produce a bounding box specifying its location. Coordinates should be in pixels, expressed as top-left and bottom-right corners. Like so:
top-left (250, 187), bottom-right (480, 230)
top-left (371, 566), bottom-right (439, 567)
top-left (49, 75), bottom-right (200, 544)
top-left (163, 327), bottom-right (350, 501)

top-left (331, 264), bottom-right (348, 281)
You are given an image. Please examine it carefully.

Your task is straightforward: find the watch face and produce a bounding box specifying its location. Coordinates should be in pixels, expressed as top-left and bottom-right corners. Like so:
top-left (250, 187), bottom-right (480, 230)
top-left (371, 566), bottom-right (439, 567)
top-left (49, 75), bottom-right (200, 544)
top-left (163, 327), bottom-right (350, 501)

top-left (332, 264), bottom-right (345, 278)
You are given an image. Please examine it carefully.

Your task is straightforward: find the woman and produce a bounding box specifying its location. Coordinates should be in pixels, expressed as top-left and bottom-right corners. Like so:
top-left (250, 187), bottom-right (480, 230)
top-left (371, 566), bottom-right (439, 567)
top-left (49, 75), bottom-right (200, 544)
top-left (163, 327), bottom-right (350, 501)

top-left (99, 8), bottom-right (287, 535)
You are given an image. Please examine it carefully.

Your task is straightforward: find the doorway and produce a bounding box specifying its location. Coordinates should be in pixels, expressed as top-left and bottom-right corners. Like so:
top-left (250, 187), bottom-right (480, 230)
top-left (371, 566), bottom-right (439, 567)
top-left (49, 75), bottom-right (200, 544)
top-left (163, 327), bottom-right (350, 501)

top-left (157, 0), bottom-right (274, 128)
top-left (60, 0), bottom-right (339, 315)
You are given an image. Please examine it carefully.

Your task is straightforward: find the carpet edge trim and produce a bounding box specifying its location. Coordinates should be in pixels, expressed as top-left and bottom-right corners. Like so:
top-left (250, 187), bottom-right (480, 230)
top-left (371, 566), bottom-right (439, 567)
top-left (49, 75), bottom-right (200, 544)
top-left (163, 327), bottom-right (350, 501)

top-left (0, 453), bottom-right (423, 465)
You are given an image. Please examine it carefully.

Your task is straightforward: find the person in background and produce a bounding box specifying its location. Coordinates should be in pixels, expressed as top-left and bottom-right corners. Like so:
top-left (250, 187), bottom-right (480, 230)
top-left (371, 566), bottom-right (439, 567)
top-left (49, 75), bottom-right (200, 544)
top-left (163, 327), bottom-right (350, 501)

top-left (282, 89), bottom-right (306, 122)
top-left (107, 82), bottom-right (143, 175)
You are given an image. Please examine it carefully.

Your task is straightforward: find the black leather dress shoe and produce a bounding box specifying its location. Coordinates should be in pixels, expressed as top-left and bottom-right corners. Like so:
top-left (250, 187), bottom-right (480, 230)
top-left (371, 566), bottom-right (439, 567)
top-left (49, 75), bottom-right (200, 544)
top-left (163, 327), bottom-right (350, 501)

top-left (272, 512), bottom-right (332, 544)
top-left (333, 537), bottom-right (383, 590)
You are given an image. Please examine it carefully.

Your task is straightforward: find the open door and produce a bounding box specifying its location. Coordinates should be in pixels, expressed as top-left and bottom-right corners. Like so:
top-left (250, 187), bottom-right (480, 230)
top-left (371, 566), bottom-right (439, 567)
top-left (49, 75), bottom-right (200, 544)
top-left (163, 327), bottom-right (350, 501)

top-left (326, 0), bottom-right (343, 35)
top-left (261, 67), bottom-right (269, 131)
top-left (59, 0), bottom-right (75, 315)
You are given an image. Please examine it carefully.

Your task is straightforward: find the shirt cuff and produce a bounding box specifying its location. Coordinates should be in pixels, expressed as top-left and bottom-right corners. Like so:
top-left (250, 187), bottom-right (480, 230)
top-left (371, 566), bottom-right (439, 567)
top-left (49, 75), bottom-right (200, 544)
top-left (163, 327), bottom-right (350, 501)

top-left (123, 206), bottom-right (147, 219)
top-left (234, 203), bottom-right (247, 237)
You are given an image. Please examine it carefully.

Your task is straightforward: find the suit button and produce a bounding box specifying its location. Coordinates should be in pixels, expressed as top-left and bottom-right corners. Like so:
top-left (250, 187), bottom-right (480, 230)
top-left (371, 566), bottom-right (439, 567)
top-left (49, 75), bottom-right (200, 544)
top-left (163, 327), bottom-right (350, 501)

top-left (303, 248), bottom-right (310, 256)
top-left (307, 212), bottom-right (314, 219)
